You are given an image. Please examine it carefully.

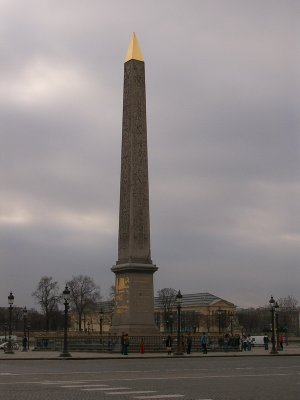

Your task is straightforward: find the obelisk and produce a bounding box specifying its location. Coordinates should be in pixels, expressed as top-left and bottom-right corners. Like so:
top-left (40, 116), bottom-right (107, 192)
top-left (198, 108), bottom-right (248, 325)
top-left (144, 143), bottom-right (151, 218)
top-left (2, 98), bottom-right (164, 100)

top-left (110, 33), bottom-right (158, 335)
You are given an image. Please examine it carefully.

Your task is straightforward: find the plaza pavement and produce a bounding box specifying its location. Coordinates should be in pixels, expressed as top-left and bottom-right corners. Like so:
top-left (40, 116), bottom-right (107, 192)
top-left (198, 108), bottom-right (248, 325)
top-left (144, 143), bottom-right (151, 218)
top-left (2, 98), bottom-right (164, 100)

top-left (0, 344), bottom-right (299, 360)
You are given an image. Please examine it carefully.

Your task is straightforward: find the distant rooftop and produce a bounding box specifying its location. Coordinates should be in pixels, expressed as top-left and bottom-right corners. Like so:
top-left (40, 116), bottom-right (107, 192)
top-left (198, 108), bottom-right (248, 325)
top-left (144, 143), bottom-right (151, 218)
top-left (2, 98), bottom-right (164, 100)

top-left (154, 292), bottom-right (235, 308)
top-left (97, 293), bottom-right (235, 314)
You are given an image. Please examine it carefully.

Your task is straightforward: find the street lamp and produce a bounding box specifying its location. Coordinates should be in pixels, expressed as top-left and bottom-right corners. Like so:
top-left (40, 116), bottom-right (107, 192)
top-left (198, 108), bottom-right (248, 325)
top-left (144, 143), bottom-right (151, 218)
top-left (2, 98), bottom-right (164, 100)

top-left (275, 301), bottom-right (280, 350)
top-left (22, 306), bottom-right (28, 351)
top-left (5, 292), bottom-right (14, 354)
top-left (229, 312), bottom-right (234, 336)
top-left (60, 285), bottom-right (71, 358)
top-left (169, 313), bottom-right (174, 335)
top-left (27, 322), bottom-right (31, 351)
top-left (99, 308), bottom-right (104, 335)
top-left (269, 295), bottom-right (278, 354)
top-left (175, 290), bottom-right (183, 355)
top-left (216, 308), bottom-right (222, 335)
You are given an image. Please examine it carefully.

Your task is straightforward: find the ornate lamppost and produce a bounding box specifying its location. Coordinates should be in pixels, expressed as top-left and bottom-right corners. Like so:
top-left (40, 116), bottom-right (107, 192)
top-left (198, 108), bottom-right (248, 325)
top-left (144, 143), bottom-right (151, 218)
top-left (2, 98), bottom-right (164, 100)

top-left (5, 292), bottom-right (14, 354)
top-left (22, 306), bottom-right (28, 351)
top-left (216, 308), bottom-right (222, 334)
top-left (27, 322), bottom-right (31, 351)
top-left (175, 290), bottom-right (183, 355)
top-left (169, 313), bottom-right (174, 335)
top-left (269, 295), bottom-right (278, 354)
top-left (99, 308), bottom-right (104, 335)
top-left (60, 285), bottom-right (71, 358)
top-left (275, 301), bottom-right (280, 350)
top-left (229, 312), bottom-right (234, 336)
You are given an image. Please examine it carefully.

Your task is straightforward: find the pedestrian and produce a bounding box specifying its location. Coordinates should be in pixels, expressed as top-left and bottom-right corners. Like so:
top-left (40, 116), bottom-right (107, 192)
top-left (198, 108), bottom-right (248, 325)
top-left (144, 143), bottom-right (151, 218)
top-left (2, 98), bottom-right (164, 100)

top-left (223, 334), bottom-right (229, 352)
top-left (279, 335), bottom-right (284, 350)
top-left (140, 338), bottom-right (145, 354)
top-left (246, 335), bottom-right (252, 351)
top-left (200, 332), bottom-right (208, 354)
top-left (121, 331), bottom-right (125, 354)
top-left (186, 333), bottom-right (192, 354)
top-left (242, 336), bottom-right (247, 351)
top-left (123, 333), bottom-right (129, 355)
top-left (263, 334), bottom-right (269, 350)
top-left (22, 335), bottom-right (28, 352)
top-left (166, 335), bottom-right (172, 355)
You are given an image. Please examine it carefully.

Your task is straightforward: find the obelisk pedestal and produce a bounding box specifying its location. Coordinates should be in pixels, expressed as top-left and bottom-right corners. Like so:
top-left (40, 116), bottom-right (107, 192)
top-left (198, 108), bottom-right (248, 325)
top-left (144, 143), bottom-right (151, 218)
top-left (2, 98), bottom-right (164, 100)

top-left (110, 34), bottom-right (158, 335)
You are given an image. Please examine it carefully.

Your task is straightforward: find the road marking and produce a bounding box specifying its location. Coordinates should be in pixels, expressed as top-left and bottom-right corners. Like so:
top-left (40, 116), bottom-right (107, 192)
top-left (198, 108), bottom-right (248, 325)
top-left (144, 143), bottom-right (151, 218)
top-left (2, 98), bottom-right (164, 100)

top-left (107, 391), bottom-right (157, 395)
top-left (82, 387), bottom-right (130, 391)
top-left (41, 381), bottom-right (87, 384)
top-left (61, 384), bottom-right (108, 388)
top-left (133, 396), bottom-right (184, 399)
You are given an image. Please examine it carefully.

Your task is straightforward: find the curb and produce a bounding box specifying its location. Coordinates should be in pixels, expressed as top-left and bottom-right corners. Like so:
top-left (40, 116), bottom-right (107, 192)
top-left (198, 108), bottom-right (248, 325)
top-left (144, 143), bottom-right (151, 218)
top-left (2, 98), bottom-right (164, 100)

top-left (0, 353), bottom-right (299, 361)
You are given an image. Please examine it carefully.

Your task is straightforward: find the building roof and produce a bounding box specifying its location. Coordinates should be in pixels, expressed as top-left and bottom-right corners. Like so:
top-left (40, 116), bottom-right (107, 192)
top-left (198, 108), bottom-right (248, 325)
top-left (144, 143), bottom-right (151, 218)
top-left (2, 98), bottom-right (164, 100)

top-left (154, 292), bottom-right (235, 308)
top-left (96, 300), bottom-right (114, 313)
top-left (97, 293), bottom-right (235, 314)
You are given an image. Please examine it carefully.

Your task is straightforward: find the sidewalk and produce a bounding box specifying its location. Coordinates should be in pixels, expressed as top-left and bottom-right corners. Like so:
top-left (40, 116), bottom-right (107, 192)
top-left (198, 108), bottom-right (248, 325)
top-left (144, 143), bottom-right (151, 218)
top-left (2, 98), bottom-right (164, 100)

top-left (1, 345), bottom-right (299, 360)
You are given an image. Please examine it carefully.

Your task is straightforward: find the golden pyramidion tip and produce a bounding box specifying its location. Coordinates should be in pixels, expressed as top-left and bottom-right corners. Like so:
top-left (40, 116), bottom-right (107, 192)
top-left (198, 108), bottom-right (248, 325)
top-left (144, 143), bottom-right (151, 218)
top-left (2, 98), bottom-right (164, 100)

top-left (124, 32), bottom-right (144, 62)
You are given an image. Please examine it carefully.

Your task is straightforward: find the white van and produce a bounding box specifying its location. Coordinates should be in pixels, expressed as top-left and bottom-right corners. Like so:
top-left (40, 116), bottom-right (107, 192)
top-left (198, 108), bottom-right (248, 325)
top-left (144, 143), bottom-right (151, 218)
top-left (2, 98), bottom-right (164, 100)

top-left (250, 336), bottom-right (265, 346)
top-left (0, 335), bottom-right (17, 343)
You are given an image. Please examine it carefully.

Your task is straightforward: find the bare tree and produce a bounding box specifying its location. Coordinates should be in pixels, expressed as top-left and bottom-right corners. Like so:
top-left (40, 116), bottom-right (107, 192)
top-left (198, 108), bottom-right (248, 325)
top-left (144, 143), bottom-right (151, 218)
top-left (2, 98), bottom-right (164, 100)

top-left (278, 296), bottom-right (298, 309)
top-left (67, 275), bottom-right (101, 331)
top-left (108, 285), bottom-right (115, 301)
top-left (32, 276), bottom-right (61, 331)
top-left (157, 288), bottom-right (177, 332)
top-left (278, 296), bottom-right (299, 336)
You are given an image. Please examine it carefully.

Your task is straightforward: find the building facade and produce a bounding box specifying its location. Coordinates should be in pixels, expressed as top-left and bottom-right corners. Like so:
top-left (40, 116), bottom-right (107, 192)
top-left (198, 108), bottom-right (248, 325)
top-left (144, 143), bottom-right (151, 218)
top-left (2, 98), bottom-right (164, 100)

top-left (154, 293), bottom-right (237, 334)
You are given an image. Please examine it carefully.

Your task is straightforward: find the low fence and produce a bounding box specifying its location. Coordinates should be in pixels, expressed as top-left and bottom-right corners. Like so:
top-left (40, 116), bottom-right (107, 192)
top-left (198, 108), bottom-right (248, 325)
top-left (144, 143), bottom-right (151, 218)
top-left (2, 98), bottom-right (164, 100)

top-left (33, 333), bottom-right (242, 353)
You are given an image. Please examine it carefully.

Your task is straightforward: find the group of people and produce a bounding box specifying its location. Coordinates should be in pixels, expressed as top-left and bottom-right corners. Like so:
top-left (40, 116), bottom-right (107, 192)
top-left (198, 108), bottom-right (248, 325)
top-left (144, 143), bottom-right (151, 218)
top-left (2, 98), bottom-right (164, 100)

top-left (121, 333), bottom-right (146, 355)
top-left (165, 332), bottom-right (209, 355)
top-left (241, 335), bottom-right (254, 351)
top-left (263, 334), bottom-right (285, 351)
top-left (120, 332), bottom-right (286, 355)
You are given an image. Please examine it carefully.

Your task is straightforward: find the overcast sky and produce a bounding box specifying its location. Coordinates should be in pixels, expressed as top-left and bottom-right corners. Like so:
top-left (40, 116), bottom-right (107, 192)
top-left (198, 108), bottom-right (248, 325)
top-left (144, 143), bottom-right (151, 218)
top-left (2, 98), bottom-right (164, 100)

top-left (0, 0), bottom-right (299, 310)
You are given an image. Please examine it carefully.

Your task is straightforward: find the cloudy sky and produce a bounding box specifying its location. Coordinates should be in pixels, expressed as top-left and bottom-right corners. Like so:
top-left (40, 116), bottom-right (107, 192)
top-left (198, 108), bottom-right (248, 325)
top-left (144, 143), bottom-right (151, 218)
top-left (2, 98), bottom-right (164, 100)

top-left (0, 0), bottom-right (299, 310)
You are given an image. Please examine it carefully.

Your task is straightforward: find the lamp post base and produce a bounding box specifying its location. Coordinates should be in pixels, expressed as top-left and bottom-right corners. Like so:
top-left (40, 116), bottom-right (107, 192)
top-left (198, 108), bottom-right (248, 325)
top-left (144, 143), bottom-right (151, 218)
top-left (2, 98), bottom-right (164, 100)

top-left (174, 345), bottom-right (184, 356)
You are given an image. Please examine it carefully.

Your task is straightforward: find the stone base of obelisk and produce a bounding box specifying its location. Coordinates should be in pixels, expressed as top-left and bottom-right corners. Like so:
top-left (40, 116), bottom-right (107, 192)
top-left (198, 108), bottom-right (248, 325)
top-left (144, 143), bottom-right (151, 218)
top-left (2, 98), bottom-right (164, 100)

top-left (110, 263), bottom-right (159, 336)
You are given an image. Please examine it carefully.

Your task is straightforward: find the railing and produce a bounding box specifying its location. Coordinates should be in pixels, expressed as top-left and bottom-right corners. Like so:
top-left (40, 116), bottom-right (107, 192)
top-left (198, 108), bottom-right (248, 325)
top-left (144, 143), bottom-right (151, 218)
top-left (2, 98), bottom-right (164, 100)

top-left (33, 333), bottom-right (242, 353)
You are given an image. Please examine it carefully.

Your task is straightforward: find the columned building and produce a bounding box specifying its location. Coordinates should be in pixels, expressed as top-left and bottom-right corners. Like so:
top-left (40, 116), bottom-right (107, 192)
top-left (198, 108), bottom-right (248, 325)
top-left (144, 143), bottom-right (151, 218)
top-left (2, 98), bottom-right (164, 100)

top-left (154, 293), bottom-right (236, 334)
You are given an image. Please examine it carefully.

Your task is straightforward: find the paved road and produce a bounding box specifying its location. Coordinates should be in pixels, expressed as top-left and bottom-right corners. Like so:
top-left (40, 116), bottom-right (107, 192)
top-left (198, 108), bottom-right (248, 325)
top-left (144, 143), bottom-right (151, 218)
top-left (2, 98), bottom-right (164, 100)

top-left (0, 357), bottom-right (299, 399)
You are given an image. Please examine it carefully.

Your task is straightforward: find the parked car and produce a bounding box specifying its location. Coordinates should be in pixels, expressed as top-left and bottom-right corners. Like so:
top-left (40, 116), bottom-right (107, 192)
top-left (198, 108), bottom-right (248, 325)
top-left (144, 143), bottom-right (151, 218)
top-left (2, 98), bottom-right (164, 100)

top-left (0, 341), bottom-right (19, 351)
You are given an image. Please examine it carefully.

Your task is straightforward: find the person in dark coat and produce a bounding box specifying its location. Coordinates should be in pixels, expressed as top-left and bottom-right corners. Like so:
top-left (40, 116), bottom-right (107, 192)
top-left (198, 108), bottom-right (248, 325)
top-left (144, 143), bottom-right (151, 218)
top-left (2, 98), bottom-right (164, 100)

top-left (263, 334), bottom-right (269, 350)
top-left (22, 336), bottom-right (28, 352)
top-left (201, 332), bottom-right (208, 354)
top-left (186, 333), bottom-right (192, 354)
top-left (123, 333), bottom-right (129, 355)
top-left (166, 335), bottom-right (172, 355)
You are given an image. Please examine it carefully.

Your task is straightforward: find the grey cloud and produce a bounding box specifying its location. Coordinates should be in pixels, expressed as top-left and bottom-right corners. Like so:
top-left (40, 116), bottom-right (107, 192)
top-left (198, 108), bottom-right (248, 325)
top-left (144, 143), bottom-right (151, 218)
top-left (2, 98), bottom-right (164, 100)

top-left (0, 0), bottom-right (299, 308)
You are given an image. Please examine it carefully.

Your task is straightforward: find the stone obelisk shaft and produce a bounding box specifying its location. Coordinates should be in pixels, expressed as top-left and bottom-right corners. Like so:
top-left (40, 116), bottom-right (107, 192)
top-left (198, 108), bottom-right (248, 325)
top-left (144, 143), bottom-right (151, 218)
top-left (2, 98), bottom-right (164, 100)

top-left (118, 55), bottom-right (151, 264)
top-left (111, 34), bottom-right (158, 335)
